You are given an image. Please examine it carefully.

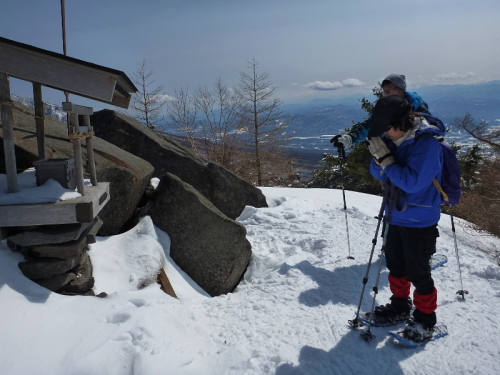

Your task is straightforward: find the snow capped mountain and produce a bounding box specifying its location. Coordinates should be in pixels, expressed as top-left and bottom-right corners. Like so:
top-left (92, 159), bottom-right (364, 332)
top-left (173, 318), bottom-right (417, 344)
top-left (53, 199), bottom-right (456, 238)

top-left (11, 94), bottom-right (67, 122)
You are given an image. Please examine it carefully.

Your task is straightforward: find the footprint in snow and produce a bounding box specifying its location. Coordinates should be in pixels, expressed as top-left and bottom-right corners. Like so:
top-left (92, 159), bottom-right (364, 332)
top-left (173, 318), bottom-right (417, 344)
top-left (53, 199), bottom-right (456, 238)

top-left (106, 313), bottom-right (131, 324)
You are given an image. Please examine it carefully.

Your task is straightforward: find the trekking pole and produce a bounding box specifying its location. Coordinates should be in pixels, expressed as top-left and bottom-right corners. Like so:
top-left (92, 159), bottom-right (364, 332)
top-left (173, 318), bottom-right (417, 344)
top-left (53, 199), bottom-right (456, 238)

top-left (337, 144), bottom-right (354, 260)
top-left (449, 206), bottom-right (468, 300)
top-left (360, 223), bottom-right (389, 341)
top-left (348, 198), bottom-right (386, 328)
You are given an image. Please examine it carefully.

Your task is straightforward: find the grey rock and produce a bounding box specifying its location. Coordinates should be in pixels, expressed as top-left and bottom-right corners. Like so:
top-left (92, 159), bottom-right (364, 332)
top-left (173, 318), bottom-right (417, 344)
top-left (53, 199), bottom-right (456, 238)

top-left (149, 173), bottom-right (252, 297)
top-left (59, 253), bottom-right (94, 294)
top-left (90, 109), bottom-right (267, 219)
top-left (18, 255), bottom-right (82, 280)
top-left (22, 233), bottom-right (88, 259)
top-left (34, 272), bottom-right (77, 292)
top-left (206, 162), bottom-right (267, 219)
top-left (8, 220), bottom-right (95, 247)
top-left (85, 216), bottom-right (103, 244)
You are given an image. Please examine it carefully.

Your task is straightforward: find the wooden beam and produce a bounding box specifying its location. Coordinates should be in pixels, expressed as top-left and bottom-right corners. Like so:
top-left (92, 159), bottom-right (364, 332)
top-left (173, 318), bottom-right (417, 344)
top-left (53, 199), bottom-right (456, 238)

top-left (0, 73), bottom-right (19, 193)
top-left (62, 102), bottom-right (93, 115)
top-left (110, 92), bottom-right (132, 108)
top-left (0, 42), bottom-right (116, 102)
top-left (69, 113), bottom-right (85, 195)
top-left (0, 182), bottom-right (109, 227)
top-left (83, 115), bottom-right (97, 186)
top-left (32, 82), bottom-right (46, 160)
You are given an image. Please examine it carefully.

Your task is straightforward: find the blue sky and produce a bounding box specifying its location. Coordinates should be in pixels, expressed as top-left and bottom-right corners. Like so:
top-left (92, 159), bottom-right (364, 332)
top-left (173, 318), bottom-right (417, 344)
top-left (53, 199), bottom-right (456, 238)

top-left (2, 0), bottom-right (500, 109)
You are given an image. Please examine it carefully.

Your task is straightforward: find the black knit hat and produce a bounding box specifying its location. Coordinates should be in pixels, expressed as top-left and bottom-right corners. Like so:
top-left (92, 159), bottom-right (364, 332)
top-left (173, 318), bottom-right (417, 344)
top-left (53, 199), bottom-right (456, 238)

top-left (369, 95), bottom-right (413, 137)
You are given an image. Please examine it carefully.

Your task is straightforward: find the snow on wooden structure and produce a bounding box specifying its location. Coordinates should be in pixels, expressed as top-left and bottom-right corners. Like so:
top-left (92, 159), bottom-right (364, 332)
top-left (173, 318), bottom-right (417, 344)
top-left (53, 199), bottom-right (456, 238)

top-left (0, 36), bottom-right (137, 227)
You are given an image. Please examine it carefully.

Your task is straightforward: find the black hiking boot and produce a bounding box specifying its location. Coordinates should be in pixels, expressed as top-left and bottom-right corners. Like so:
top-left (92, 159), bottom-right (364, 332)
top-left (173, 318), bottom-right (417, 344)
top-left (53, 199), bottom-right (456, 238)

top-left (400, 309), bottom-right (437, 342)
top-left (401, 320), bottom-right (434, 342)
top-left (369, 296), bottom-right (412, 326)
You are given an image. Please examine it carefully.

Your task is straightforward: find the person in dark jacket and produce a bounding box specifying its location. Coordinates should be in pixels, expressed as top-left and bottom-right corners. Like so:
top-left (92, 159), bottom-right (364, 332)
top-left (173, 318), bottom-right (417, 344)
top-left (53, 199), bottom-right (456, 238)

top-left (365, 94), bottom-right (444, 342)
top-left (331, 74), bottom-right (430, 148)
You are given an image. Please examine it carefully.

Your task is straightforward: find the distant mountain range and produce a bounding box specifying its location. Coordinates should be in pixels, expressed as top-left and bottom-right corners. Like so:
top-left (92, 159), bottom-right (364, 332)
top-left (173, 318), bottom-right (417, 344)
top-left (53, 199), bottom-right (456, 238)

top-left (281, 80), bottom-right (500, 178)
top-left (11, 94), bottom-right (67, 122)
top-left (284, 79), bottom-right (500, 140)
top-left (12, 81), bottom-right (500, 180)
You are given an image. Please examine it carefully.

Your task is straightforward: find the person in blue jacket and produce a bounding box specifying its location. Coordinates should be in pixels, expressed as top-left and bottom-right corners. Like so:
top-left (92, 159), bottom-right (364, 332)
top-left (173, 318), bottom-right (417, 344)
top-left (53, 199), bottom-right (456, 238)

top-left (331, 74), bottom-right (430, 148)
top-left (365, 94), bottom-right (445, 342)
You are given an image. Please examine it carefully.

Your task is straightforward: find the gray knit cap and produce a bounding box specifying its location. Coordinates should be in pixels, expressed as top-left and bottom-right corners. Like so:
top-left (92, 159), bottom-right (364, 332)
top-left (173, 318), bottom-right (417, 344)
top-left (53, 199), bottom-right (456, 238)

top-left (382, 74), bottom-right (406, 91)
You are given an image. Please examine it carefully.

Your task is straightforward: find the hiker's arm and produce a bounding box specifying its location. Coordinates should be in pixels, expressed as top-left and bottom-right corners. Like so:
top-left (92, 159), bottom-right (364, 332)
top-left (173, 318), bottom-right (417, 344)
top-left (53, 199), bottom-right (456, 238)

top-left (384, 137), bottom-right (442, 193)
top-left (347, 117), bottom-right (373, 145)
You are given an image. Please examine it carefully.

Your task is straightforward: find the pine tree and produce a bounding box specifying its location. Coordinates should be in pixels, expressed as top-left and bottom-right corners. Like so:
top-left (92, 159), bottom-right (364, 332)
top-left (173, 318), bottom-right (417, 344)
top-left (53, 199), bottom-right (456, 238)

top-left (309, 86), bottom-right (382, 194)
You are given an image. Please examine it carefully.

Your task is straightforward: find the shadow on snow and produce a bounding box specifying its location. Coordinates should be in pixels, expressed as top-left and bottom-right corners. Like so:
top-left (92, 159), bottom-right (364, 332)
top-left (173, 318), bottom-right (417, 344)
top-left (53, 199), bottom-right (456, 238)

top-left (276, 259), bottom-right (418, 375)
top-left (279, 259), bottom-right (389, 309)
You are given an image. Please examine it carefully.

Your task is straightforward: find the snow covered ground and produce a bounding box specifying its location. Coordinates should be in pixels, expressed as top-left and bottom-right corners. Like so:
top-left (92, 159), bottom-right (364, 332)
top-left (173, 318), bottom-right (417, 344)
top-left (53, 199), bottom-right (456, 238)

top-left (1, 186), bottom-right (500, 374)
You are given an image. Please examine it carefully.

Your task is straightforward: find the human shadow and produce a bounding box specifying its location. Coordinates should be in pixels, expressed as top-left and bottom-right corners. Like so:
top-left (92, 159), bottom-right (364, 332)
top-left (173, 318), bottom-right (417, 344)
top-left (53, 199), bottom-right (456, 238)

top-left (275, 326), bottom-right (419, 375)
top-left (279, 258), bottom-right (389, 309)
top-left (275, 258), bottom-right (420, 374)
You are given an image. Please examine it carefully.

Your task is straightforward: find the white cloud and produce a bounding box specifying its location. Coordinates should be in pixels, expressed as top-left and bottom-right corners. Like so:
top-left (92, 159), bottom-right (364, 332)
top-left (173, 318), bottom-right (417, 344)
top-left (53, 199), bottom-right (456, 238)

top-left (411, 72), bottom-right (478, 87)
top-left (303, 79), bottom-right (365, 91)
top-left (433, 72), bottom-right (476, 81)
top-left (304, 81), bottom-right (343, 90)
top-left (342, 78), bottom-right (366, 87)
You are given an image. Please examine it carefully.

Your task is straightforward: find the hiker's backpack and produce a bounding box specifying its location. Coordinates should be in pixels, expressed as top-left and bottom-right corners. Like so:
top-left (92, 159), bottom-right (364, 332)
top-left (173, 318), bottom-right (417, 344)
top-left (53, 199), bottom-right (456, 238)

top-left (416, 130), bottom-right (462, 205)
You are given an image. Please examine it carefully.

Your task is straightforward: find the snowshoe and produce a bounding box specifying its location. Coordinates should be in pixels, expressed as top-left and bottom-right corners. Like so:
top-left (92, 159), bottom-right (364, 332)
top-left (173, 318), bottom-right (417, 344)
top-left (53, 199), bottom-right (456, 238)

top-left (359, 309), bottom-right (410, 327)
top-left (389, 321), bottom-right (448, 348)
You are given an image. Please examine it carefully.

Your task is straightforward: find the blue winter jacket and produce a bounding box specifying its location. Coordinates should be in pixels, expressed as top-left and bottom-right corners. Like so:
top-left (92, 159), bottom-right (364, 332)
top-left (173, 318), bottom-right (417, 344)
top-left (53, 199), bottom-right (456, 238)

top-left (370, 115), bottom-right (445, 228)
top-left (349, 92), bottom-right (429, 145)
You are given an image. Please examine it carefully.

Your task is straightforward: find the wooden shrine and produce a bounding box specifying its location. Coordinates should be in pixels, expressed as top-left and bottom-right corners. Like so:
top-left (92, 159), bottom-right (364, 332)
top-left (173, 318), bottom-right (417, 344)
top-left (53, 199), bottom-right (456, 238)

top-left (0, 36), bottom-right (137, 228)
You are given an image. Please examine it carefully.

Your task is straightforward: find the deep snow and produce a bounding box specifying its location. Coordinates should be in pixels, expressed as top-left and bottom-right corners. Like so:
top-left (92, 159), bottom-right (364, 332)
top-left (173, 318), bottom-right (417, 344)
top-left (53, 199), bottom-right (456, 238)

top-left (1, 185), bottom-right (500, 375)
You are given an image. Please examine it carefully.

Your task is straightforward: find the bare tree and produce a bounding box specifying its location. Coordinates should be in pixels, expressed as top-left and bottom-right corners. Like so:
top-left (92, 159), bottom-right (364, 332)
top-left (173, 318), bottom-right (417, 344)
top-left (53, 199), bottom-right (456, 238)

top-left (194, 78), bottom-right (241, 167)
top-left (453, 113), bottom-right (500, 250)
top-left (130, 60), bottom-right (166, 129)
top-left (237, 58), bottom-right (293, 185)
top-left (454, 112), bottom-right (500, 152)
top-left (166, 79), bottom-right (242, 169)
top-left (165, 87), bottom-right (199, 152)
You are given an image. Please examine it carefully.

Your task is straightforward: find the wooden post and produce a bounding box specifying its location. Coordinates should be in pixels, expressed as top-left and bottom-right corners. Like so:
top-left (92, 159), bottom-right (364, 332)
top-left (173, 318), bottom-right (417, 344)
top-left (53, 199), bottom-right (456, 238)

top-left (32, 82), bottom-right (46, 160)
top-left (82, 115), bottom-right (97, 186)
top-left (157, 268), bottom-right (177, 298)
top-left (0, 73), bottom-right (19, 193)
top-left (69, 113), bottom-right (85, 195)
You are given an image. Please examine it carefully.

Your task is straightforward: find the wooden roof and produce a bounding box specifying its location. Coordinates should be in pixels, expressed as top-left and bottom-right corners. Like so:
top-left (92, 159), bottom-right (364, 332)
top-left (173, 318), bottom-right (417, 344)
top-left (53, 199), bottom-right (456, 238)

top-left (0, 36), bottom-right (137, 108)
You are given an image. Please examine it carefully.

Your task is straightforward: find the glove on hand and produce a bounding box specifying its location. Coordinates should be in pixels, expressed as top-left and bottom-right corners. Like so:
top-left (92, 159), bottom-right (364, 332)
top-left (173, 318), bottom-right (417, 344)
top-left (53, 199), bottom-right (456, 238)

top-left (367, 137), bottom-right (395, 169)
top-left (330, 134), bottom-right (352, 148)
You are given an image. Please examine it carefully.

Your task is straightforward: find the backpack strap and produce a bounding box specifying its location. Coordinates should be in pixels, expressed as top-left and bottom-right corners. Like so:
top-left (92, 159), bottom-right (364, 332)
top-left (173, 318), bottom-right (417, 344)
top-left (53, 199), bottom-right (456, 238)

top-left (432, 178), bottom-right (449, 203)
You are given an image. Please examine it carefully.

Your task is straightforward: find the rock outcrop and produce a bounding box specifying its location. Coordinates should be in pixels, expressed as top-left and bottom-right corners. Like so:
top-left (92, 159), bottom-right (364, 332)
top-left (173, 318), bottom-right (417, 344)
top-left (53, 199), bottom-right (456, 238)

top-left (149, 173), bottom-right (252, 296)
top-left (90, 109), bottom-right (267, 219)
top-left (2, 102), bottom-right (265, 297)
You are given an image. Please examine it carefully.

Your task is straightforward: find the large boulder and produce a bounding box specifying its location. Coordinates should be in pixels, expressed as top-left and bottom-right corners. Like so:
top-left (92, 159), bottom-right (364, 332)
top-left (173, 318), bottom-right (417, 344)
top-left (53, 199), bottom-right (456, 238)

top-left (149, 173), bottom-right (252, 296)
top-left (90, 109), bottom-right (267, 219)
top-left (0, 102), bottom-right (154, 235)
